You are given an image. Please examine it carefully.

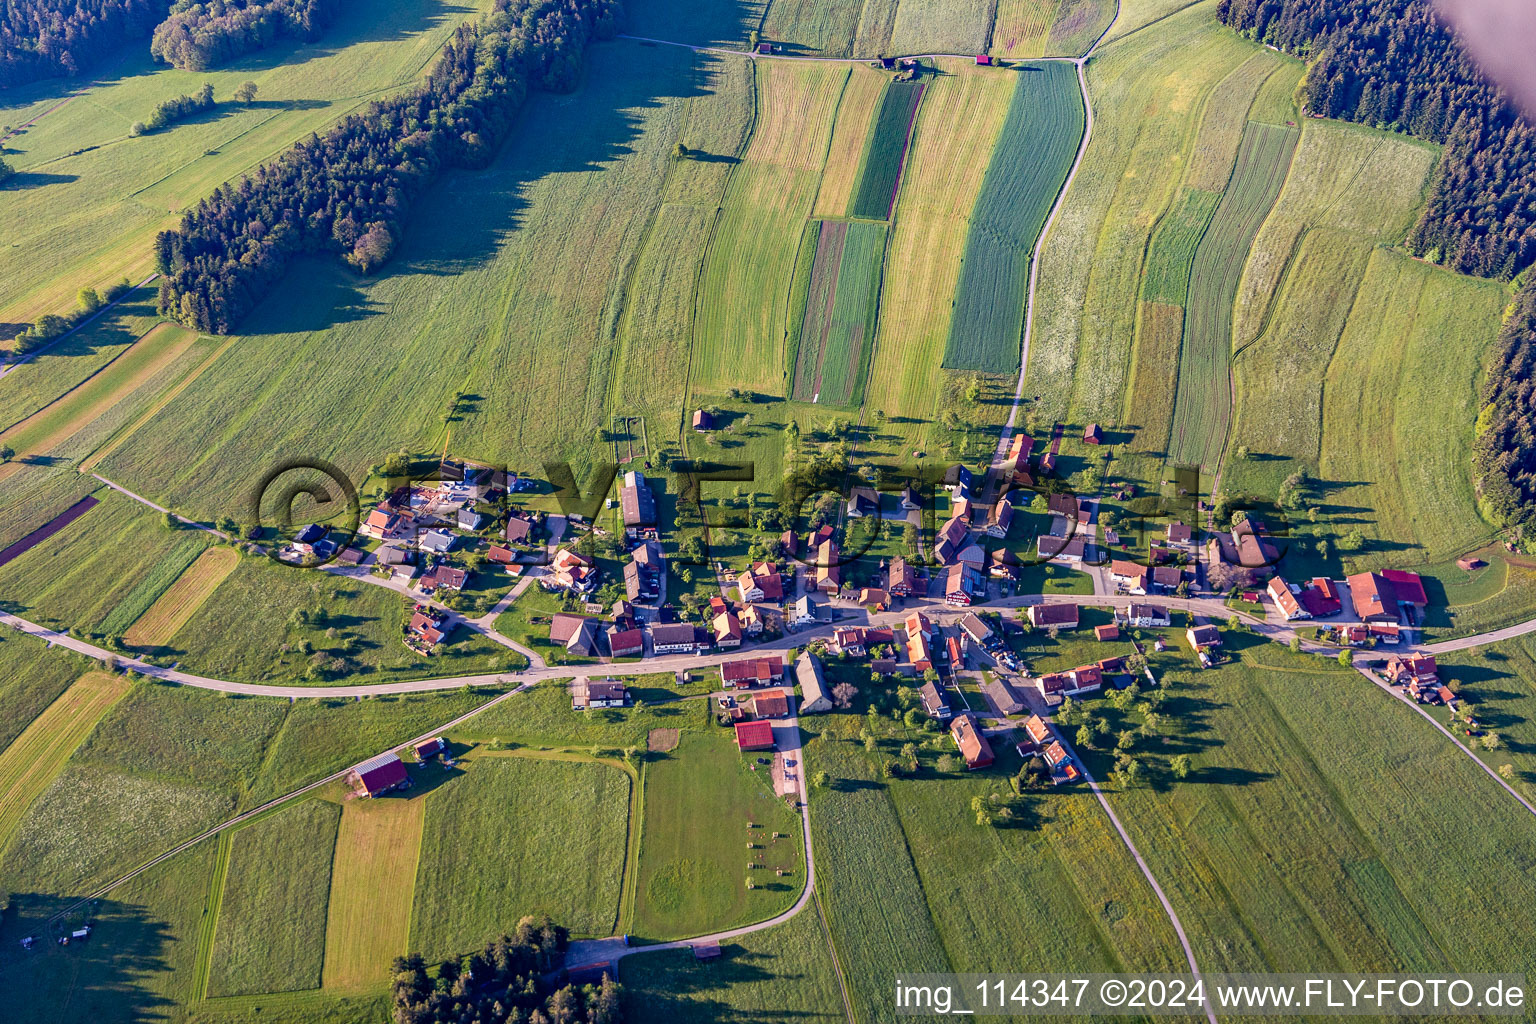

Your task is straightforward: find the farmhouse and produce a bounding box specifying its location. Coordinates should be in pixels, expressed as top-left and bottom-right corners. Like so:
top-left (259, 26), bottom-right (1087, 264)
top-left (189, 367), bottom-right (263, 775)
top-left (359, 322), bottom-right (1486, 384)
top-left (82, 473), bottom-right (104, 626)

top-left (573, 679), bottom-right (628, 710)
top-left (1110, 559), bottom-right (1149, 594)
top-left (1347, 569), bottom-right (1428, 622)
top-left (1385, 653), bottom-right (1438, 685)
top-left (737, 561), bottom-right (784, 602)
top-left (619, 471), bottom-right (657, 528)
top-left (920, 681), bottom-right (952, 719)
top-left (752, 691), bottom-right (790, 719)
top-left (1095, 623), bottom-right (1119, 641)
top-left (1028, 603), bottom-right (1079, 629)
top-left (1017, 713), bottom-right (1052, 753)
top-left (734, 720), bottom-right (775, 752)
top-left (933, 515), bottom-right (968, 565)
top-left (348, 752), bottom-right (409, 798)
top-left (1037, 534), bottom-right (1086, 564)
top-left (859, 587), bottom-right (890, 610)
top-left (1125, 603), bottom-right (1169, 627)
top-left (1268, 577), bottom-right (1309, 620)
top-left (650, 622), bottom-right (701, 654)
top-left (888, 556), bottom-right (918, 596)
top-left (813, 539), bottom-right (841, 594)
top-left (550, 548), bottom-right (598, 594)
top-left (713, 611), bottom-right (743, 648)
top-left (721, 655), bottom-right (784, 688)
top-left (984, 496), bottom-right (1014, 537)
top-left (606, 625), bottom-right (645, 659)
top-left (945, 563), bottom-right (983, 606)
top-left (1186, 624), bottom-right (1221, 650)
top-left (959, 612), bottom-right (993, 646)
top-left (846, 486), bottom-right (880, 518)
top-left (1230, 518), bottom-right (1279, 570)
top-left (949, 713), bottom-right (994, 770)
top-left (795, 652), bottom-right (832, 713)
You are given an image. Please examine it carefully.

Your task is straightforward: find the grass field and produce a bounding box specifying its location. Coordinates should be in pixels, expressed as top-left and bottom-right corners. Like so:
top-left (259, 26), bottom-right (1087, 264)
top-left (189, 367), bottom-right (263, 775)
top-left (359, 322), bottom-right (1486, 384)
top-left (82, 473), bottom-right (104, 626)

top-left (0, 490), bottom-right (214, 633)
top-left (0, 671), bottom-right (128, 851)
top-left (1044, 0), bottom-right (1119, 56)
top-left (0, 467), bottom-right (101, 551)
top-left (887, 0), bottom-right (995, 55)
top-left (409, 756), bottom-right (630, 958)
top-left (789, 219), bottom-right (887, 405)
top-left (942, 60), bottom-right (1084, 373)
top-left (1185, 52), bottom-right (1288, 191)
top-left (848, 79), bottom-right (926, 220)
top-left (0, 0), bottom-right (494, 332)
top-left (1318, 250), bottom-right (1508, 569)
top-left (1223, 121), bottom-right (1440, 500)
top-left (1026, 6), bottom-right (1262, 427)
top-left (207, 798), bottom-right (343, 997)
top-left (989, 0), bottom-right (1058, 57)
top-left (632, 731), bottom-right (802, 941)
top-left (0, 292), bottom-right (164, 424)
top-left (1124, 300), bottom-right (1185, 457)
top-left (1166, 120), bottom-right (1297, 470)
top-left (692, 59), bottom-right (847, 396)
top-left (812, 65), bottom-right (886, 217)
top-left (122, 545), bottom-right (239, 646)
top-left (864, 59), bottom-right (1014, 441)
top-left (322, 796), bottom-right (426, 992)
top-left (758, 0), bottom-right (864, 56)
top-left (97, 533), bottom-right (211, 636)
top-left (619, 903), bottom-right (846, 1023)
top-left (0, 321), bottom-right (203, 484)
top-left (0, 629), bottom-right (89, 753)
top-left (1081, 639), bottom-right (1536, 979)
top-left (1139, 187), bottom-right (1220, 305)
top-left (97, 41), bottom-right (742, 517)
top-left (453, 677), bottom-right (711, 751)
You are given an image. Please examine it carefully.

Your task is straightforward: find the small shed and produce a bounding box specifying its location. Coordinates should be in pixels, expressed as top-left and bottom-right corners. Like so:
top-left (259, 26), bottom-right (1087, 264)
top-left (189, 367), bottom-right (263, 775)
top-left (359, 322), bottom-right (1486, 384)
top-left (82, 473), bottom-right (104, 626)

top-left (756, 42), bottom-right (772, 54)
top-left (1083, 423), bottom-right (1103, 445)
top-left (975, 54), bottom-right (992, 65)
top-left (692, 409), bottom-right (713, 431)
top-left (693, 941), bottom-right (722, 960)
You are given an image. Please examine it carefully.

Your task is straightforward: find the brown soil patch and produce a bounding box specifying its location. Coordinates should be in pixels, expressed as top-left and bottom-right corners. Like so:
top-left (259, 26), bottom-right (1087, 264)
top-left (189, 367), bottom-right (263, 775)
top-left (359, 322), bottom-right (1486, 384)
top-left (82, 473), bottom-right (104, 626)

top-left (647, 728), bottom-right (680, 753)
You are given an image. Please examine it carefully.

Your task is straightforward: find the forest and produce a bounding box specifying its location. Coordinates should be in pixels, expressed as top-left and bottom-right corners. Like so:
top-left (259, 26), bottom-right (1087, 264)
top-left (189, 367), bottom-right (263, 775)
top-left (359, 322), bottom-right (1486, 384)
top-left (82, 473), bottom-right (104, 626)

top-left (152, 0), bottom-right (621, 333)
top-left (1474, 280), bottom-right (1536, 537)
top-left (0, 0), bottom-right (164, 86)
top-left (150, 0), bottom-right (340, 71)
top-left (389, 917), bottom-right (623, 1024)
top-left (1217, 0), bottom-right (1536, 281)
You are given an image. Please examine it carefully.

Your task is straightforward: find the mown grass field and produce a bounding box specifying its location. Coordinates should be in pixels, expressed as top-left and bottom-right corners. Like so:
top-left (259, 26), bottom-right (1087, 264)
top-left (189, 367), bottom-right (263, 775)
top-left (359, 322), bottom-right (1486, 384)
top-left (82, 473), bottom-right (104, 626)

top-left (988, 0), bottom-right (1058, 57)
top-left (864, 59), bottom-right (1014, 443)
top-left (0, 671), bottom-right (128, 851)
top-left (121, 544), bottom-right (239, 645)
top-left (0, 291), bottom-right (163, 423)
top-left (1027, 6), bottom-right (1265, 427)
top-left (207, 799), bottom-right (343, 997)
top-left (632, 731), bottom-right (802, 941)
top-left (812, 64), bottom-right (885, 217)
top-left (1044, 0), bottom-right (1119, 56)
top-left (0, 0), bottom-right (494, 332)
top-left (1223, 120), bottom-right (1439, 500)
top-left (98, 41), bottom-right (740, 518)
top-left (619, 904), bottom-right (846, 1023)
top-left (943, 60), bottom-right (1084, 373)
top-left (790, 219), bottom-right (887, 405)
top-left (0, 490), bottom-right (214, 633)
top-left (1433, 636), bottom-right (1536, 799)
top-left (693, 59), bottom-right (847, 396)
top-left (410, 756), bottom-right (630, 958)
top-left (1083, 639), bottom-right (1536, 979)
top-left (0, 629), bottom-right (89, 753)
top-left (848, 78), bottom-right (926, 220)
top-left (1318, 250), bottom-right (1508, 569)
top-left (1166, 120), bottom-right (1297, 470)
top-left (758, 0), bottom-right (865, 56)
top-left (887, 0), bottom-right (994, 55)
top-left (454, 677), bottom-right (710, 751)
top-left (1139, 187), bottom-right (1219, 305)
top-left (322, 796), bottom-right (426, 992)
top-left (0, 321), bottom-right (204, 485)
top-left (0, 466), bottom-right (101, 551)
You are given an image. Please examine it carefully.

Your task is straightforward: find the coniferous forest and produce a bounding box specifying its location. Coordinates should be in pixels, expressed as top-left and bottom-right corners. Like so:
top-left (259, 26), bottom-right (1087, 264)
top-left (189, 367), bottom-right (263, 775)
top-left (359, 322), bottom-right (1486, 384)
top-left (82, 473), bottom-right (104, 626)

top-left (0, 0), bottom-right (164, 85)
top-left (1217, 0), bottom-right (1536, 281)
top-left (152, 0), bottom-right (620, 333)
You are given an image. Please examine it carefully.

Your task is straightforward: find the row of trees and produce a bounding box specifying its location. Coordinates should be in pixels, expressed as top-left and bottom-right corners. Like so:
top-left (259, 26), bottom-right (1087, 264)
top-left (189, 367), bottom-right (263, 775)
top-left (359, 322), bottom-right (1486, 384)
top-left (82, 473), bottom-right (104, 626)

top-left (137, 80), bottom-right (215, 132)
top-left (390, 917), bottom-right (622, 1024)
top-left (1473, 280), bottom-right (1536, 537)
top-left (152, 0), bottom-right (622, 333)
top-left (150, 0), bottom-right (339, 71)
top-left (0, 0), bottom-right (164, 87)
top-left (1216, 0), bottom-right (1536, 281)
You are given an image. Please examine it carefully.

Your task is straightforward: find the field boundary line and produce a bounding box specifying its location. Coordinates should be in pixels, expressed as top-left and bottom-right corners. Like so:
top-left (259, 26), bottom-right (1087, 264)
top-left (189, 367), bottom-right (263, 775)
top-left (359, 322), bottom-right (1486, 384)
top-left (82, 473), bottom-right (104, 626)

top-left (812, 887), bottom-right (858, 1024)
top-left (191, 831), bottom-right (232, 1002)
top-left (0, 274), bottom-right (158, 383)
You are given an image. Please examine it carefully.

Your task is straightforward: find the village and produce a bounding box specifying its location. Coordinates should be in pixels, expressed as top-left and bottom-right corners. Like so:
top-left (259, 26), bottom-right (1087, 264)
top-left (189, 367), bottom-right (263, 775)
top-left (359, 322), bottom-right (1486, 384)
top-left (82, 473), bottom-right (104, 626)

top-left (305, 440), bottom-right (1469, 798)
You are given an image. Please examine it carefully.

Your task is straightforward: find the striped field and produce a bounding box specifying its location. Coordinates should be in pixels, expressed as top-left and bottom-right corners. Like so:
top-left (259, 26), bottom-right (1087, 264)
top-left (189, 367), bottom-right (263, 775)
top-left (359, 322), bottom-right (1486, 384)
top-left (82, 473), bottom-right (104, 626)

top-left (0, 672), bottom-right (129, 850)
top-left (322, 796), bottom-right (426, 991)
top-left (124, 546), bottom-right (240, 647)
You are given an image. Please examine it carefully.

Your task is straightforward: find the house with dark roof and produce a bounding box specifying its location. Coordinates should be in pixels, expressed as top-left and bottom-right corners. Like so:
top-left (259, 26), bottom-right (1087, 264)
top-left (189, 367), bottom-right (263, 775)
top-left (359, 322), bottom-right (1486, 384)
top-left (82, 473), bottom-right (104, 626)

top-left (720, 655), bottom-right (784, 688)
top-left (1186, 624), bottom-right (1221, 650)
top-left (846, 486), bottom-right (880, 519)
top-left (796, 652), bottom-right (832, 713)
top-left (619, 471), bottom-right (657, 528)
top-left (984, 496), bottom-right (1014, 537)
top-left (504, 515), bottom-right (534, 544)
top-left (1083, 423), bottom-right (1103, 445)
top-left (650, 621), bottom-right (700, 654)
top-left (933, 515), bottom-right (968, 565)
top-left (920, 681), bottom-right (952, 719)
top-left (1036, 534), bottom-right (1086, 564)
top-left (1028, 603), bottom-right (1079, 629)
top-left (349, 752), bottom-right (409, 797)
top-left (606, 625), bottom-right (645, 659)
top-left (888, 556), bottom-right (919, 596)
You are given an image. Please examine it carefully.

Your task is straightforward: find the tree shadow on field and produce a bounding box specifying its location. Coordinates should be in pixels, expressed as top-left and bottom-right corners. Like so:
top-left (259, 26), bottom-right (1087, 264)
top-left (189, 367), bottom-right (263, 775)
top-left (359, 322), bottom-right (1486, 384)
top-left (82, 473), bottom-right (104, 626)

top-left (238, 35), bottom-right (732, 335)
top-left (0, 892), bottom-right (176, 1024)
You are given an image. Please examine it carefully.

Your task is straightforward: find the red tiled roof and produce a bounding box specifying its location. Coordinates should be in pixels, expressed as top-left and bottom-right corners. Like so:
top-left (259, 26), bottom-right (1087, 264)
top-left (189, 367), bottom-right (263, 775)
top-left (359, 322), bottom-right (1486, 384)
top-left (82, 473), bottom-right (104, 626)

top-left (734, 720), bottom-right (775, 751)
